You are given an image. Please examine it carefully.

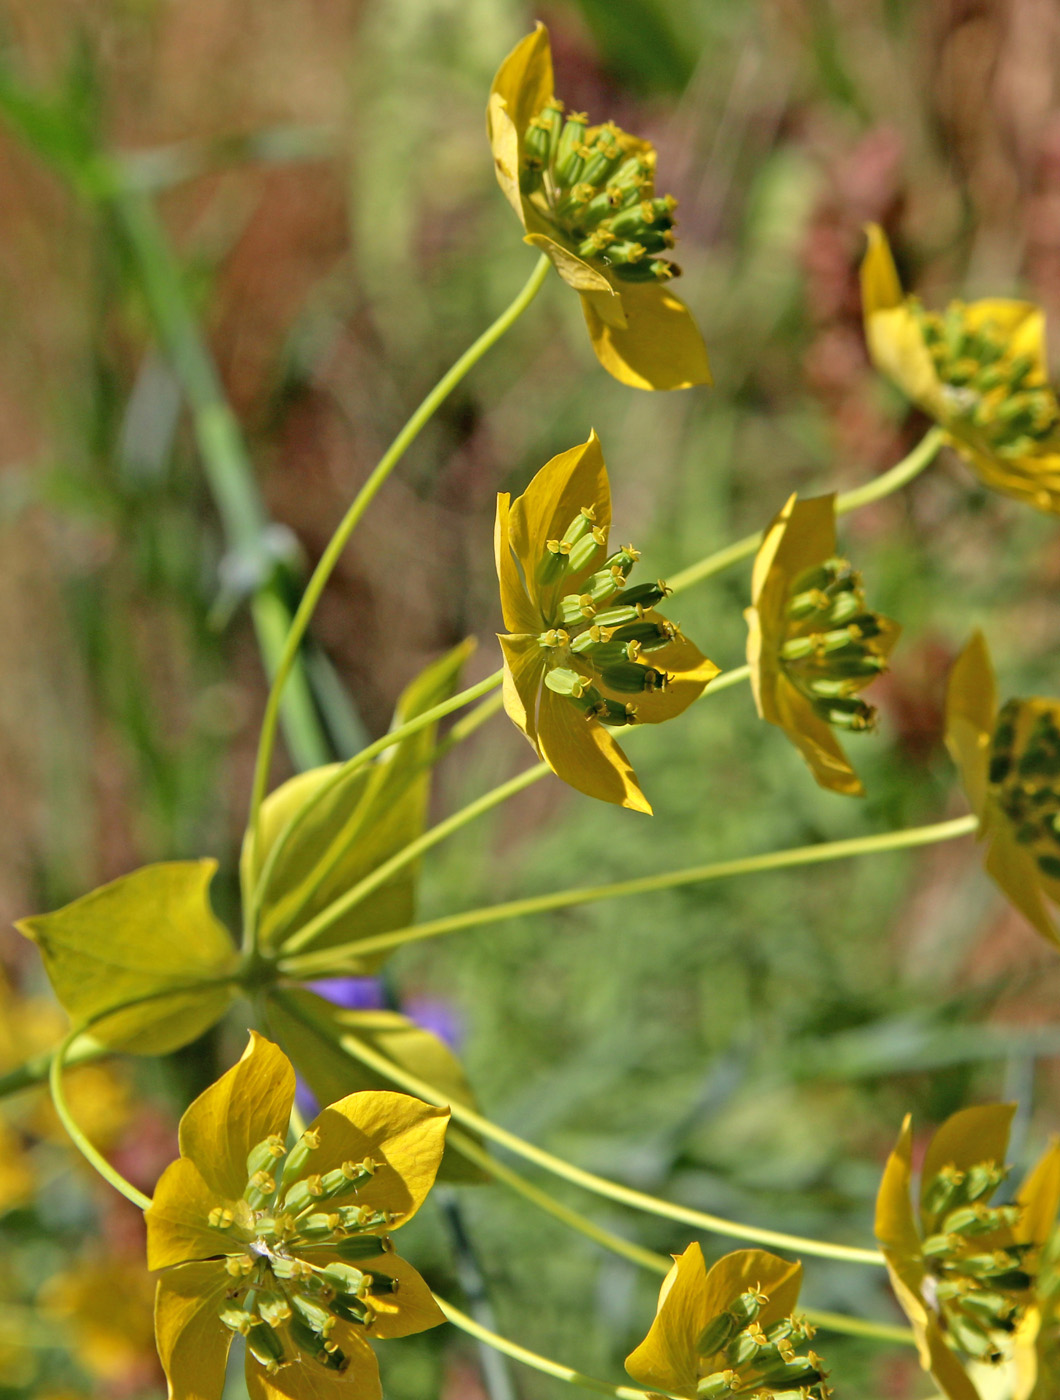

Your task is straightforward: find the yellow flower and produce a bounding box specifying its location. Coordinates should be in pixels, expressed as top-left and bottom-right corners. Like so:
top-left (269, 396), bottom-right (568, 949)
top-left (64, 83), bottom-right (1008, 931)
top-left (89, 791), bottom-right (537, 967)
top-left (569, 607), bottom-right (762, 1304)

top-left (625, 1241), bottom-right (831, 1399)
top-left (861, 224), bottom-right (1060, 514)
top-left (745, 492), bottom-right (899, 797)
top-left (875, 1104), bottom-right (1060, 1400)
top-left (145, 1032), bottom-right (448, 1400)
top-left (496, 432), bottom-right (718, 813)
top-left (946, 631), bottom-right (1060, 947)
top-left (487, 24), bottom-right (710, 391)
top-left (40, 1256), bottom-right (158, 1383)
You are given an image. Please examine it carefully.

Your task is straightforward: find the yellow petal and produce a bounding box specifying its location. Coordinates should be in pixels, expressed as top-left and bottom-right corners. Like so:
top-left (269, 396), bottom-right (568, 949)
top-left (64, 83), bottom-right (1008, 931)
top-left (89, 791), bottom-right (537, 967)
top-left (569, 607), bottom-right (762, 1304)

top-left (1015, 1138), bottom-right (1060, 1247)
top-left (16, 861), bottom-right (237, 1054)
top-left (697, 1248), bottom-right (802, 1341)
top-left (361, 1253), bottom-right (446, 1338)
top-left (920, 1104), bottom-right (1016, 1214)
top-left (774, 678), bottom-right (864, 797)
top-left (486, 25), bottom-right (553, 224)
top-left (860, 224), bottom-right (904, 314)
top-left (860, 224), bottom-right (945, 415)
top-left (305, 1090), bottom-right (449, 1229)
top-left (961, 299), bottom-right (1048, 377)
top-left (624, 1242), bottom-right (708, 1397)
top-left (178, 1032), bottom-right (295, 1202)
top-left (146, 1157), bottom-right (245, 1270)
top-left (536, 683), bottom-right (651, 813)
top-left (580, 282), bottom-right (629, 331)
top-left (604, 618), bottom-right (719, 724)
top-left (756, 493), bottom-right (837, 593)
top-left (495, 493), bottom-right (539, 634)
top-left (875, 1116), bottom-right (928, 1293)
top-left (959, 440), bottom-right (1060, 517)
top-left (923, 1310), bottom-right (984, 1400)
top-left (984, 820), bottom-right (1060, 946)
top-left (524, 232), bottom-right (618, 299)
top-left (944, 631), bottom-right (996, 820)
top-left (244, 1330), bottom-right (380, 1400)
top-left (154, 1261), bottom-right (233, 1400)
top-left (498, 633), bottom-right (545, 747)
top-left (582, 282), bottom-right (711, 391)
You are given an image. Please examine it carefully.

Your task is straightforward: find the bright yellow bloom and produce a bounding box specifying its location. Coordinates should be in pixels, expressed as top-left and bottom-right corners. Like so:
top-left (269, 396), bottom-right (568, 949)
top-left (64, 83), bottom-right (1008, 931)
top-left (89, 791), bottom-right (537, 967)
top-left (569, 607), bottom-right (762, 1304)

top-left (496, 432), bottom-right (718, 812)
top-left (861, 224), bottom-right (1060, 514)
top-left (146, 1033), bottom-right (448, 1400)
top-left (946, 632), bottom-right (1060, 947)
top-left (625, 1242), bottom-right (830, 1399)
top-left (487, 24), bottom-right (710, 391)
top-left (875, 1104), bottom-right (1060, 1400)
top-left (746, 492), bottom-right (899, 797)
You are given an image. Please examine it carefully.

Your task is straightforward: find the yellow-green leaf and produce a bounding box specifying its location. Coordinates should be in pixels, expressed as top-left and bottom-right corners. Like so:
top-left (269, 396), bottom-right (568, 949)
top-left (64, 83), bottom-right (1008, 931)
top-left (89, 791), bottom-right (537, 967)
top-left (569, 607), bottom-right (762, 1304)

top-left (243, 640), bottom-right (474, 964)
top-left (16, 861), bottom-right (237, 1054)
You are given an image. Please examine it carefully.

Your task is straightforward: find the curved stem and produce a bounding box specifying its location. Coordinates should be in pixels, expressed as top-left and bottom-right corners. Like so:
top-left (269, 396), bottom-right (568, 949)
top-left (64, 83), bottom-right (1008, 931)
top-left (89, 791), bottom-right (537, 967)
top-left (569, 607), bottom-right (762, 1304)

top-left (281, 813), bottom-right (978, 976)
top-left (271, 989), bottom-right (882, 1266)
top-left (279, 761), bottom-right (549, 958)
top-left (246, 253), bottom-right (551, 867)
top-left (668, 428), bottom-right (945, 596)
top-left (437, 1296), bottom-right (680, 1400)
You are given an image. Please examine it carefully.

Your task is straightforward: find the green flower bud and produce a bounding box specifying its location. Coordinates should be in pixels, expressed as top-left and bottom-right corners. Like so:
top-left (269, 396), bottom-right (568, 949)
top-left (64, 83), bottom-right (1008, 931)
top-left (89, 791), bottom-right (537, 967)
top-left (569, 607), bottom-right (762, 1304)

top-left (280, 1129), bottom-right (321, 1189)
top-left (544, 666), bottom-right (593, 699)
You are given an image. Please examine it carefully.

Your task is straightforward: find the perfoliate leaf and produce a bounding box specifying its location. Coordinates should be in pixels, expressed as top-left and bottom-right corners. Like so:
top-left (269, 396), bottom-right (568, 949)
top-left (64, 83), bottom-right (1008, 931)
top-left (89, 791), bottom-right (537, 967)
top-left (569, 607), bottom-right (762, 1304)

top-left (266, 989), bottom-right (487, 1184)
top-left (17, 861), bottom-right (237, 1053)
top-left (243, 640), bottom-right (474, 966)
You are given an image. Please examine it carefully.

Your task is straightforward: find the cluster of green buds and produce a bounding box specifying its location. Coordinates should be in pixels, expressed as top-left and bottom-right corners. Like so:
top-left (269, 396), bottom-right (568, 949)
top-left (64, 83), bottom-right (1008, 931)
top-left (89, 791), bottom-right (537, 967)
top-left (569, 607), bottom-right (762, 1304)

top-left (920, 1157), bottom-right (1034, 1363)
top-left (988, 700), bottom-right (1060, 881)
top-left (694, 1286), bottom-right (830, 1399)
top-left (521, 99), bottom-right (679, 284)
top-left (210, 1130), bottom-right (398, 1376)
top-left (779, 556), bottom-right (891, 731)
top-left (914, 302), bottom-right (1060, 460)
top-left (536, 505), bottom-right (678, 724)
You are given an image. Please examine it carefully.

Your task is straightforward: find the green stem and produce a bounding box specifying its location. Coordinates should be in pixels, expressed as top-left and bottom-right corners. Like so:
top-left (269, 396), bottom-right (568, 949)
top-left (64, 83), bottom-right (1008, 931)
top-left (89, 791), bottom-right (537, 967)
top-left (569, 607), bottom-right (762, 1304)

top-left (668, 428), bottom-right (945, 595)
top-left (279, 762), bottom-right (550, 958)
top-left (271, 990), bottom-right (882, 1266)
top-left (246, 253), bottom-right (552, 854)
top-left (437, 1296), bottom-right (681, 1400)
top-left (281, 813), bottom-right (978, 976)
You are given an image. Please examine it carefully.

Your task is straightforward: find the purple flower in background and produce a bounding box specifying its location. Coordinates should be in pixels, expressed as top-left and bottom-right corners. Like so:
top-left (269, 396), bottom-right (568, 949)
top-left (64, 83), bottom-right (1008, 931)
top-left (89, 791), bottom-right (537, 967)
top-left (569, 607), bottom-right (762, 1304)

top-left (307, 976), bottom-right (386, 1011)
top-left (402, 994), bottom-right (463, 1051)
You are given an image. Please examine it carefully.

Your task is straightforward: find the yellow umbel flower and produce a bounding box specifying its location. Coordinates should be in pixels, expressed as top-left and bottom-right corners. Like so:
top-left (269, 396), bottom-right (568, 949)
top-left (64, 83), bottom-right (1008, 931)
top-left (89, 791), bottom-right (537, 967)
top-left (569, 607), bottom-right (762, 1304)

top-left (146, 1033), bottom-right (448, 1400)
top-left (946, 632), bottom-right (1060, 947)
top-left (746, 492), bottom-right (899, 797)
top-left (625, 1242), bottom-right (831, 1399)
top-left (487, 24), bottom-right (710, 391)
top-left (496, 432), bottom-right (718, 812)
top-left (861, 224), bottom-right (1060, 514)
top-left (876, 1104), bottom-right (1060, 1400)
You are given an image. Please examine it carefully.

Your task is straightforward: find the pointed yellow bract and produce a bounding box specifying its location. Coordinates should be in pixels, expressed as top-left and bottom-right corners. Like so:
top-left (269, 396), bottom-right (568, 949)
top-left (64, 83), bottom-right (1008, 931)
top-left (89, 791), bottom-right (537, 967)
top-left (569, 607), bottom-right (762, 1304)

top-left (861, 224), bottom-right (1060, 514)
top-left (487, 25), bottom-right (710, 391)
top-left (945, 632), bottom-right (1060, 946)
top-left (625, 1242), bottom-right (830, 1399)
top-left (746, 493), bottom-right (899, 796)
top-left (145, 1033), bottom-right (448, 1400)
top-left (495, 432), bottom-right (719, 811)
top-left (16, 861), bottom-right (238, 1054)
top-left (875, 1105), bottom-right (1060, 1400)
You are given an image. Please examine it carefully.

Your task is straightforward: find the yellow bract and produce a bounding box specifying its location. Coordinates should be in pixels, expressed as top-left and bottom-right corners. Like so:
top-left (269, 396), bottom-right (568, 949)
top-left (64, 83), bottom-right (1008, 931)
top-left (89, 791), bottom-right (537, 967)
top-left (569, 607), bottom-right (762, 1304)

top-left (946, 633), bottom-right (1060, 947)
top-left (16, 861), bottom-right (238, 1054)
top-left (487, 25), bottom-right (710, 391)
top-left (145, 1032), bottom-right (448, 1400)
top-left (875, 1104), bottom-right (1060, 1400)
top-left (495, 432), bottom-right (718, 812)
top-left (625, 1242), bottom-right (828, 1399)
top-left (861, 224), bottom-right (1060, 515)
top-left (746, 492), bottom-right (898, 797)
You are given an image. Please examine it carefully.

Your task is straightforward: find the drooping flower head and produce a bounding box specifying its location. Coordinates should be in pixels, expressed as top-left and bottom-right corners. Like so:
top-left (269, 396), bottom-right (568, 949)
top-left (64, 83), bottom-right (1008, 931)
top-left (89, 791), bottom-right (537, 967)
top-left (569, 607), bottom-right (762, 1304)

top-left (625, 1242), bottom-right (831, 1399)
top-left (861, 224), bottom-right (1060, 514)
top-left (496, 432), bottom-right (718, 813)
top-left (946, 632), bottom-right (1060, 947)
top-left (746, 492), bottom-right (899, 797)
top-left (876, 1104), bottom-right (1060, 1400)
top-left (146, 1033), bottom-right (448, 1400)
top-left (487, 24), bottom-right (710, 391)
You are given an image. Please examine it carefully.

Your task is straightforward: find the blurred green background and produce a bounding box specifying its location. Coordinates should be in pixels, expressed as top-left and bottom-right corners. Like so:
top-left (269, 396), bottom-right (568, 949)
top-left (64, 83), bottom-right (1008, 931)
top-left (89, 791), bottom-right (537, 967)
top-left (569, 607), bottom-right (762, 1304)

top-left (3, 0), bottom-right (1060, 1396)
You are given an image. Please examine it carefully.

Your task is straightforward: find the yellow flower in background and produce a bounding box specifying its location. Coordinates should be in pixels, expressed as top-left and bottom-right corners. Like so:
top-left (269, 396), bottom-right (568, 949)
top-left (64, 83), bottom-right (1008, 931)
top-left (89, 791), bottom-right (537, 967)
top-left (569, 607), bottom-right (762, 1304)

top-left (40, 1256), bottom-right (158, 1383)
top-left (861, 224), bottom-right (1060, 514)
top-left (487, 24), bottom-right (711, 391)
top-left (496, 432), bottom-right (718, 813)
top-left (625, 1241), bottom-right (830, 1399)
top-left (875, 1104), bottom-right (1060, 1400)
top-left (146, 1032), bottom-right (448, 1400)
top-left (746, 492), bottom-right (899, 797)
top-left (946, 632), bottom-right (1060, 947)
